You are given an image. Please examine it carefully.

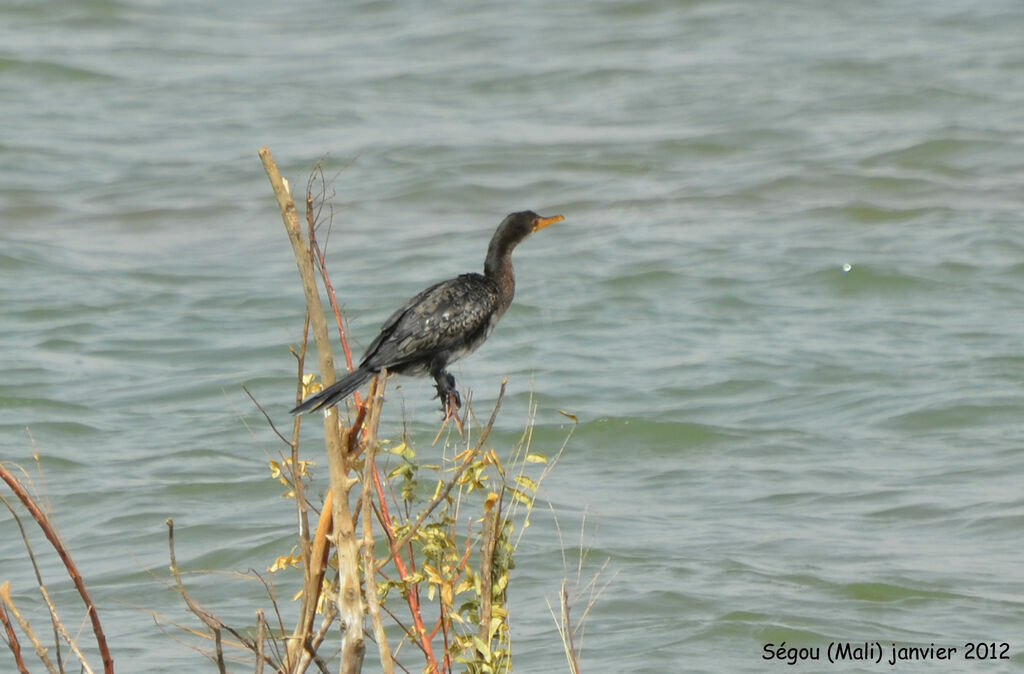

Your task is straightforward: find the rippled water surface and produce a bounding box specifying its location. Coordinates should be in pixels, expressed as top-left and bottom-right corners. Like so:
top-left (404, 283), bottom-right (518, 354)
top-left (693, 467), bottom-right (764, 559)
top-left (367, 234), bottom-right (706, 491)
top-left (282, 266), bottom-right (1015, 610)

top-left (2, 1), bottom-right (1024, 672)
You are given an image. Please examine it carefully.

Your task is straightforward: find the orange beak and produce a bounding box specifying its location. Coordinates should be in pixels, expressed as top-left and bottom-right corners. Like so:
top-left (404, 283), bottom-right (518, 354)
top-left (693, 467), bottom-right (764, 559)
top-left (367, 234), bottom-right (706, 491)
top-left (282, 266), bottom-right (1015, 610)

top-left (532, 214), bottom-right (564, 232)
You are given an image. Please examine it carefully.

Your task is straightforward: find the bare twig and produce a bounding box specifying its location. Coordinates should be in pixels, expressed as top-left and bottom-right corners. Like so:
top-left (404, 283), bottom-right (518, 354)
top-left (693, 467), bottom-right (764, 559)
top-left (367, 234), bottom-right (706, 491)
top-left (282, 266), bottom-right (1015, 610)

top-left (0, 582), bottom-right (58, 674)
top-left (293, 603), bottom-right (339, 674)
top-left (360, 373), bottom-right (394, 674)
top-left (37, 583), bottom-right (95, 674)
top-left (306, 171), bottom-right (356, 378)
top-left (0, 589), bottom-right (30, 674)
top-left (242, 384), bottom-right (292, 447)
top-left (291, 313), bottom-right (313, 575)
top-left (0, 490), bottom-right (60, 670)
top-left (0, 463), bottom-right (113, 674)
top-left (255, 610), bottom-right (266, 674)
top-left (475, 493), bottom-right (503, 661)
top-left (164, 520), bottom-right (273, 671)
top-left (213, 628), bottom-right (227, 674)
top-left (546, 506), bottom-right (614, 674)
top-left (559, 580), bottom-right (580, 674)
top-left (259, 147), bottom-right (338, 393)
top-left (260, 147), bottom-right (366, 674)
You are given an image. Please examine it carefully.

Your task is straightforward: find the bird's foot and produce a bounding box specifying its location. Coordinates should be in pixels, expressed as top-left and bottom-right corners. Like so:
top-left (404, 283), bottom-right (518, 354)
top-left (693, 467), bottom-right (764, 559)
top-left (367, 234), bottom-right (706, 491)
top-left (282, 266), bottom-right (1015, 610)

top-left (442, 392), bottom-right (464, 436)
top-left (433, 373), bottom-right (461, 412)
top-left (434, 373), bottom-right (457, 402)
top-left (433, 391), bottom-right (464, 443)
top-left (432, 371), bottom-right (464, 440)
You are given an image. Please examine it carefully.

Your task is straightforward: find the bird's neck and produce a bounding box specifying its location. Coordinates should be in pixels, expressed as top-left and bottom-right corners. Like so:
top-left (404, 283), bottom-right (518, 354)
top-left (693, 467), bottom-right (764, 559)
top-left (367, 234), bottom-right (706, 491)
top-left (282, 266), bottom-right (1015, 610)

top-left (484, 246), bottom-right (516, 305)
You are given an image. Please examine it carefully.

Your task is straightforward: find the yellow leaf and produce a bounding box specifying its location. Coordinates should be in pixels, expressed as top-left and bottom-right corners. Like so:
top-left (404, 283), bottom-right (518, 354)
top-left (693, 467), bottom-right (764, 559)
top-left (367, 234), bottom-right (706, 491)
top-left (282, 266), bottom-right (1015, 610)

top-left (483, 491), bottom-right (499, 514)
top-left (489, 616), bottom-right (504, 641)
top-left (525, 453), bottom-right (547, 464)
top-left (269, 460), bottom-right (281, 478)
top-left (558, 409), bottom-right (578, 422)
top-left (486, 448), bottom-right (504, 475)
top-left (268, 548), bottom-right (301, 572)
top-left (453, 447), bottom-right (475, 463)
top-left (514, 475), bottom-right (538, 493)
top-left (510, 488), bottom-right (532, 506)
top-left (423, 564), bottom-right (442, 584)
top-left (301, 373), bottom-right (321, 398)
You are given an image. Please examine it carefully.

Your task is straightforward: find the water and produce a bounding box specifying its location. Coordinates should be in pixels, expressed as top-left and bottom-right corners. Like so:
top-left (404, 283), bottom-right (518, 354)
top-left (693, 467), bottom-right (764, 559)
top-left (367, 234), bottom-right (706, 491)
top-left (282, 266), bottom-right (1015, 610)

top-left (3, 0), bottom-right (1024, 671)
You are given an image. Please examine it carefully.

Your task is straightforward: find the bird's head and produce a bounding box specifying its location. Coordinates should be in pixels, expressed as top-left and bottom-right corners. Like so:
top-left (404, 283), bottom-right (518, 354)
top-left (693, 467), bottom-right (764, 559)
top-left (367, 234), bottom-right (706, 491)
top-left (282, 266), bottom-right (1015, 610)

top-left (499, 210), bottom-right (564, 243)
top-left (485, 210), bottom-right (564, 278)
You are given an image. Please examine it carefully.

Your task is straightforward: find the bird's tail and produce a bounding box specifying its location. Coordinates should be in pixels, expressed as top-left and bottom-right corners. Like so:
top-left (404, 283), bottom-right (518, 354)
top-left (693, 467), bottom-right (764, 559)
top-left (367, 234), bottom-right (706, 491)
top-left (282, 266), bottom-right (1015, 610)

top-left (290, 366), bottom-right (375, 415)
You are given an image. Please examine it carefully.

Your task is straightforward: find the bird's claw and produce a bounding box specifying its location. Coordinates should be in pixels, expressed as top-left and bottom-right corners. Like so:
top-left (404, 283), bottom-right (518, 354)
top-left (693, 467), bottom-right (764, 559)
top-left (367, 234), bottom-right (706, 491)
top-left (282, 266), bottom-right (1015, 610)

top-left (432, 371), bottom-right (464, 439)
top-left (447, 388), bottom-right (462, 411)
top-left (432, 391), bottom-right (464, 442)
top-left (434, 373), bottom-right (460, 410)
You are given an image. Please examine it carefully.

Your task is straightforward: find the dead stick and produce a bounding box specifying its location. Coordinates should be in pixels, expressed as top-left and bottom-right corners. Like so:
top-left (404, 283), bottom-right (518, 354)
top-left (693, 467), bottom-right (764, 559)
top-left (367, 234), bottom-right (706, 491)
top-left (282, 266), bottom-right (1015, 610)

top-left (561, 580), bottom-right (580, 674)
top-left (255, 610), bottom-right (266, 674)
top-left (293, 603), bottom-right (338, 674)
top-left (0, 582), bottom-right (58, 674)
top-left (213, 628), bottom-right (226, 674)
top-left (0, 588), bottom-right (31, 674)
top-left (360, 374), bottom-right (394, 674)
top-left (259, 147), bottom-right (365, 673)
top-left (37, 584), bottom-right (95, 674)
top-left (306, 180), bottom-right (357, 377)
top-left (292, 314), bottom-right (313, 570)
top-left (0, 489), bottom-right (62, 669)
top-left (0, 464), bottom-right (113, 673)
top-left (476, 492), bottom-right (502, 660)
top-left (164, 520), bottom-right (265, 664)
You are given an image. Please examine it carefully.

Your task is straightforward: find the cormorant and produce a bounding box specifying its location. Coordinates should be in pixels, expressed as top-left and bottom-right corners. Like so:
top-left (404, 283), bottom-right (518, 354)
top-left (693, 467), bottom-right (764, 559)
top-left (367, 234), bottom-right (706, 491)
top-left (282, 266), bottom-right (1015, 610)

top-left (290, 210), bottom-right (564, 416)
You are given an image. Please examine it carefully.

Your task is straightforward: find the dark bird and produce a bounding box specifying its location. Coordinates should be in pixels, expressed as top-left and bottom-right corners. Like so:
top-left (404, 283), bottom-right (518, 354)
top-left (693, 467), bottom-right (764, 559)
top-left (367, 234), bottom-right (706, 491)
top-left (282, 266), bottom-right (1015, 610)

top-left (290, 210), bottom-right (564, 416)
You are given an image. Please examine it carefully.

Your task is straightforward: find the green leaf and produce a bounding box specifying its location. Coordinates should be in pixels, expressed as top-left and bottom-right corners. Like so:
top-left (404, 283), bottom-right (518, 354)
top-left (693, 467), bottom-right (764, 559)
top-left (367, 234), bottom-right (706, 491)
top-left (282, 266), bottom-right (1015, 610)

top-left (387, 464), bottom-right (412, 479)
top-left (472, 636), bottom-right (491, 660)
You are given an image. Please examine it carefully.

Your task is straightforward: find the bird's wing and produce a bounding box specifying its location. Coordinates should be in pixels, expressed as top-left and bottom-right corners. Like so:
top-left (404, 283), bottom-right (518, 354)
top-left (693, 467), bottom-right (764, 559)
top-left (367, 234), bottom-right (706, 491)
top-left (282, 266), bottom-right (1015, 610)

top-left (361, 274), bottom-right (500, 369)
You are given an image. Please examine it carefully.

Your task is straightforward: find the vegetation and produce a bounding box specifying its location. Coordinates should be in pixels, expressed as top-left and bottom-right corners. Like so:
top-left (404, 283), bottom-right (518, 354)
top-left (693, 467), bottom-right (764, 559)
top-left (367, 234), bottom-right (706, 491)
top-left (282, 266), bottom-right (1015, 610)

top-left (0, 147), bottom-right (599, 673)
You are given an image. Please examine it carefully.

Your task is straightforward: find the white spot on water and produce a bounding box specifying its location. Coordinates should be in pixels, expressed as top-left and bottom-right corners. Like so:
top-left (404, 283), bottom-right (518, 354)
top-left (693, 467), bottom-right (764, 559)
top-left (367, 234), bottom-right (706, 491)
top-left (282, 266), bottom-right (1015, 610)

top-left (842, 263), bottom-right (852, 274)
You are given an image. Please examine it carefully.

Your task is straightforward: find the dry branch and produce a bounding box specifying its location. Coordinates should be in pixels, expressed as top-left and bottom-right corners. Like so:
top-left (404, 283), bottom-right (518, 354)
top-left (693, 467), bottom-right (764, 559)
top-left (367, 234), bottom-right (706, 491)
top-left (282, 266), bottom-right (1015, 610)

top-left (259, 146), bottom-right (365, 674)
top-left (476, 495), bottom-right (502, 661)
top-left (0, 582), bottom-right (57, 674)
top-left (0, 463), bottom-right (113, 674)
top-left (360, 374), bottom-right (394, 673)
top-left (0, 596), bottom-right (29, 674)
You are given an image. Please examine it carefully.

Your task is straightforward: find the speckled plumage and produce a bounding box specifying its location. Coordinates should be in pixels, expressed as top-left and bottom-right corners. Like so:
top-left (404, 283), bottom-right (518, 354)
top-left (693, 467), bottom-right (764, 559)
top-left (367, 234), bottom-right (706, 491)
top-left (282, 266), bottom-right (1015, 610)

top-left (290, 210), bottom-right (562, 416)
top-left (362, 273), bottom-right (504, 376)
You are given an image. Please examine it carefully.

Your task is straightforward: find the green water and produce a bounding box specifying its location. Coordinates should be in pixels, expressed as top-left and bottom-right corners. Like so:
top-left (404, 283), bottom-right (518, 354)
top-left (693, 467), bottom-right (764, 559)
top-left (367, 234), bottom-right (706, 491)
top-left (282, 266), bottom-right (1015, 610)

top-left (2, 1), bottom-right (1024, 671)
